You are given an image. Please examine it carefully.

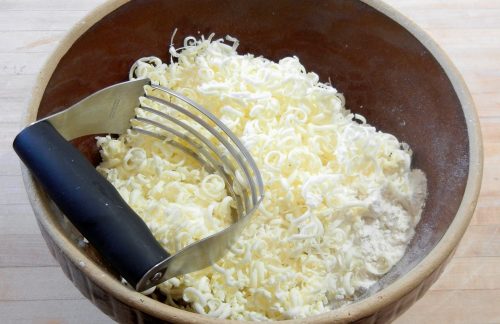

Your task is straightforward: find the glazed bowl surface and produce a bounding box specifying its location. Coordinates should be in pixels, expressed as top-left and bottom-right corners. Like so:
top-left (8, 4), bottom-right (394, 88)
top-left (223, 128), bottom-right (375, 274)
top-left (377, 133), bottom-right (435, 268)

top-left (21, 0), bottom-right (482, 323)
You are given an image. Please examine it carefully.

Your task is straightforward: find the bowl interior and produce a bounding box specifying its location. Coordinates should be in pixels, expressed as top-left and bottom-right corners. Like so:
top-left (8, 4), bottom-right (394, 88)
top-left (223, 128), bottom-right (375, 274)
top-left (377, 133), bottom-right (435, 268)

top-left (35, 0), bottom-right (468, 308)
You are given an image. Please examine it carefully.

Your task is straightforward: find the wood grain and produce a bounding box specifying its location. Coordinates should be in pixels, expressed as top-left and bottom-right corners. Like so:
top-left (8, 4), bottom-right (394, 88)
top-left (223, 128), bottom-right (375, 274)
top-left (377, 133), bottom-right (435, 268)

top-left (385, 0), bottom-right (500, 322)
top-left (0, 1), bottom-right (498, 323)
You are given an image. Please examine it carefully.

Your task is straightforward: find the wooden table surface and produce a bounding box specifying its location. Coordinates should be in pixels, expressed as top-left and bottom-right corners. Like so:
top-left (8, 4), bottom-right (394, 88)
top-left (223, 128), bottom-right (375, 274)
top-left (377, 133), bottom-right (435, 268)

top-left (1, 1), bottom-right (498, 323)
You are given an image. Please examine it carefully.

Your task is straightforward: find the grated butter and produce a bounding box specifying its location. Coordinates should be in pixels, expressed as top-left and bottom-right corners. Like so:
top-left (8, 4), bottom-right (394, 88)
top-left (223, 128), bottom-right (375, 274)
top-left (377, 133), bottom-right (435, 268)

top-left (97, 34), bottom-right (427, 320)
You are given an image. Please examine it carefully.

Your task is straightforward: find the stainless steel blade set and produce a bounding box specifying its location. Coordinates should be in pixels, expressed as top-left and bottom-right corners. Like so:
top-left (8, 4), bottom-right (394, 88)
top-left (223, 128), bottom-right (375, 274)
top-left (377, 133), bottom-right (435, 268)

top-left (13, 78), bottom-right (264, 291)
top-left (131, 82), bottom-right (264, 290)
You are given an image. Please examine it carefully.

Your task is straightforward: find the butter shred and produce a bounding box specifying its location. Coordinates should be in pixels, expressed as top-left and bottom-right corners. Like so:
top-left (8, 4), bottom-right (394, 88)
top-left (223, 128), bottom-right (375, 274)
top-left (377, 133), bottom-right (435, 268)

top-left (97, 35), bottom-right (427, 320)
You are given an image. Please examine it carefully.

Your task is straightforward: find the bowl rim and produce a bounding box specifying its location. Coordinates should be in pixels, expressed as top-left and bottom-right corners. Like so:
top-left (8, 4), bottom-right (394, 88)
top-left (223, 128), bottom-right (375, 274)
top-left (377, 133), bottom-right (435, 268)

top-left (19, 0), bottom-right (483, 323)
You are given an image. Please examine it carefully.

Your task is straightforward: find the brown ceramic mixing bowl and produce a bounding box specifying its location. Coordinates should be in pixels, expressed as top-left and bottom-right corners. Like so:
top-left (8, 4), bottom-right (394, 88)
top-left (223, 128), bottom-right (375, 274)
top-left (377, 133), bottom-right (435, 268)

top-left (20, 0), bottom-right (482, 323)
